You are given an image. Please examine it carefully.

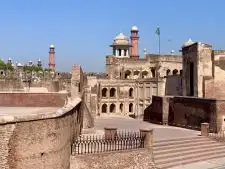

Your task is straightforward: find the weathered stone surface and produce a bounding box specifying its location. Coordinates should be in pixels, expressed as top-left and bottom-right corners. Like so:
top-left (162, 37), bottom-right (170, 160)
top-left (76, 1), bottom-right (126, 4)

top-left (70, 149), bottom-right (156, 169)
top-left (0, 98), bottom-right (83, 169)
top-left (0, 92), bottom-right (68, 107)
top-left (144, 96), bottom-right (225, 132)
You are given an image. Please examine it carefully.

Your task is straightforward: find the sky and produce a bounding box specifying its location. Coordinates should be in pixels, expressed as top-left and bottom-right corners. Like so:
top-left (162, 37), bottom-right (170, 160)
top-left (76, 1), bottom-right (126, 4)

top-left (0, 0), bottom-right (224, 72)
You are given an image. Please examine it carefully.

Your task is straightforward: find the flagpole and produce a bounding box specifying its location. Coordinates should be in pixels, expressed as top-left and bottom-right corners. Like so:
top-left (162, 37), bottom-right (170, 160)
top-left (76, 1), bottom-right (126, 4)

top-left (156, 26), bottom-right (160, 96)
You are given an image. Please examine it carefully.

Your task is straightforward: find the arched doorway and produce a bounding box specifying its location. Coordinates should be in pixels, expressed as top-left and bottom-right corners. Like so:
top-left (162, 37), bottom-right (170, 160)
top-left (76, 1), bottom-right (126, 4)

top-left (120, 103), bottom-right (123, 113)
top-left (110, 88), bottom-right (116, 97)
top-left (125, 70), bottom-right (131, 79)
top-left (129, 88), bottom-right (133, 97)
top-left (129, 103), bottom-right (133, 113)
top-left (102, 88), bottom-right (107, 97)
top-left (102, 104), bottom-right (107, 113)
top-left (110, 104), bottom-right (116, 113)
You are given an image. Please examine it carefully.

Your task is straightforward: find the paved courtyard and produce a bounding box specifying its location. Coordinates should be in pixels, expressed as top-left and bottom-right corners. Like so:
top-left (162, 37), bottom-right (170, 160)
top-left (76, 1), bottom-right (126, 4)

top-left (90, 115), bottom-right (225, 169)
top-left (93, 115), bottom-right (200, 141)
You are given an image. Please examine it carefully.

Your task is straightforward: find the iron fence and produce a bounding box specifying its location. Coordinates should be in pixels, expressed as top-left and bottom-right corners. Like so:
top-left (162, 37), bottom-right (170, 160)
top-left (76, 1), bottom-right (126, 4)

top-left (209, 129), bottom-right (225, 142)
top-left (71, 131), bottom-right (145, 155)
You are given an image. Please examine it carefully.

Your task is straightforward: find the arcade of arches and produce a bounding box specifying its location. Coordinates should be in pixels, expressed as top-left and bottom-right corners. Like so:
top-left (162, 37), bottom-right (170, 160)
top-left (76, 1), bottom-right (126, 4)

top-left (102, 87), bottom-right (134, 98)
top-left (101, 103), bottom-right (134, 113)
top-left (123, 68), bottom-right (182, 79)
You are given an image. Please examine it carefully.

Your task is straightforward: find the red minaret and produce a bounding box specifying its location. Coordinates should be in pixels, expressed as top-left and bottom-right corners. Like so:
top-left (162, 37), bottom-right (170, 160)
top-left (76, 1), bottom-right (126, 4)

top-left (130, 26), bottom-right (139, 59)
top-left (48, 44), bottom-right (55, 70)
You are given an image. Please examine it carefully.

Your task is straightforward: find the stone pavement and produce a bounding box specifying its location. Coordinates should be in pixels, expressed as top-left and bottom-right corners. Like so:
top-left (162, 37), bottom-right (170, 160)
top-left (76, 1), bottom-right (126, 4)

top-left (170, 157), bottom-right (225, 169)
top-left (94, 115), bottom-right (200, 141)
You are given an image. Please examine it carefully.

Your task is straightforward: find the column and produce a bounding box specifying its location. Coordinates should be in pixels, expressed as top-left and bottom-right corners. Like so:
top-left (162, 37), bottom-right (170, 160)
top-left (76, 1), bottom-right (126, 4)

top-left (201, 123), bottom-right (209, 136)
top-left (115, 49), bottom-right (118, 57)
top-left (140, 129), bottom-right (153, 149)
top-left (121, 49), bottom-right (124, 57)
top-left (104, 127), bottom-right (117, 139)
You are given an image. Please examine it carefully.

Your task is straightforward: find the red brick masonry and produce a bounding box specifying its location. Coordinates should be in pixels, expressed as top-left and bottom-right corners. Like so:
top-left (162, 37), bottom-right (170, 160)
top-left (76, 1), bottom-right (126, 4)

top-left (0, 93), bottom-right (67, 107)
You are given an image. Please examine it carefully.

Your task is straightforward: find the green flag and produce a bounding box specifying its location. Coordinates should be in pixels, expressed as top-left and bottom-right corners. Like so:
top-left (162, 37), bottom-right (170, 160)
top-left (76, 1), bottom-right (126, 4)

top-left (155, 26), bottom-right (160, 36)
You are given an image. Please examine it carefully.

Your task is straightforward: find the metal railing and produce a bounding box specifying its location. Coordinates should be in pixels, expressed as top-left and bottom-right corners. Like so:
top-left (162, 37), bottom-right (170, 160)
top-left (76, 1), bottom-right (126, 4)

top-left (71, 131), bottom-right (145, 155)
top-left (209, 129), bottom-right (225, 142)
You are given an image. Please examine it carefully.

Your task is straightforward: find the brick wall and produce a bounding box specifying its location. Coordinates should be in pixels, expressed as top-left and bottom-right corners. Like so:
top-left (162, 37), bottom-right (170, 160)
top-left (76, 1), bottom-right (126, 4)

top-left (0, 92), bottom-right (67, 107)
top-left (0, 99), bottom-right (82, 169)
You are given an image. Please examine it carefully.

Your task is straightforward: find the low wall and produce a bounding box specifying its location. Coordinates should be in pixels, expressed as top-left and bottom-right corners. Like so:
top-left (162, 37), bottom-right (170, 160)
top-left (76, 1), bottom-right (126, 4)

top-left (0, 98), bottom-right (83, 169)
top-left (144, 96), bottom-right (225, 132)
top-left (0, 92), bottom-right (68, 107)
top-left (172, 97), bottom-right (217, 130)
top-left (70, 149), bottom-right (155, 169)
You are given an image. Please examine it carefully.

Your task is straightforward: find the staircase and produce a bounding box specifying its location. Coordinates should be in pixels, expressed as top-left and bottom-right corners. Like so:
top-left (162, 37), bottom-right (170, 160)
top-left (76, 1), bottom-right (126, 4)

top-left (153, 136), bottom-right (225, 169)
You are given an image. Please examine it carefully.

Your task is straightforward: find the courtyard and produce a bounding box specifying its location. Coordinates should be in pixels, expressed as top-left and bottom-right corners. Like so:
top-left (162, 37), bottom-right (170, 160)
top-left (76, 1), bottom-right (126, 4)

top-left (89, 115), bottom-right (225, 169)
top-left (93, 115), bottom-right (200, 141)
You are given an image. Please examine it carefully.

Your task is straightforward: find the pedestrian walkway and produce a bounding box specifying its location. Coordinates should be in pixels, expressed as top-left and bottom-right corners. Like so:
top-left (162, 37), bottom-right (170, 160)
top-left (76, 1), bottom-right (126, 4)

top-left (170, 157), bottom-right (225, 169)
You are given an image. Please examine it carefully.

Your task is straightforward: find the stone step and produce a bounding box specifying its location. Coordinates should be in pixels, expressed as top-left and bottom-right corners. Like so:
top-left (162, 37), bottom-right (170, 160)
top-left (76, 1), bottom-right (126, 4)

top-left (155, 148), bottom-right (225, 169)
top-left (154, 137), bottom-right (213, 147)
top-left (154, 136), bottom-right (204, 143)
top-left (156, 152), bottom-right (225, 169)
top-left (154, 142), bottom-right (225, 156)
top-left (153, 140), bottom-right (218, 151)
top-left (155, 144), bottom-right (225, 160)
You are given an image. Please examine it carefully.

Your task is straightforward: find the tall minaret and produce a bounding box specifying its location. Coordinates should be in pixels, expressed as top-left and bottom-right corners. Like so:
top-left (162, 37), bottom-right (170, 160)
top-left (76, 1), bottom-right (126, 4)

top-left (48, 44), bottom-right (55, 70)
top-left (130, 26), bottom-right (139, 59)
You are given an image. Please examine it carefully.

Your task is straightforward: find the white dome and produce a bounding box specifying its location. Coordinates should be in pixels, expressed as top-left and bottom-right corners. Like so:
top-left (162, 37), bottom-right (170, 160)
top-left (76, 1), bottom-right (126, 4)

top-left (131, 25), bottom-right (138, 31)
top-left (183, 38), bottom-right (194, 47)
top-left (17, 63), bottom-right (23, 67)
top-left (50, 44), bottom-right (55, 48)
top-left (113, 33), bottom-right (129, 45)
top-left (8, 57), bottom-right (11, 61)
top-left (114, 33), bottom-right (128, 40)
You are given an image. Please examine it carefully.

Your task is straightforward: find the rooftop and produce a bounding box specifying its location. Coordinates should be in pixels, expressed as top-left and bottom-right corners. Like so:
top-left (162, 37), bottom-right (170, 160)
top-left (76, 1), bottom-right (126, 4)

top-left (0, 97), bottom-right (81, 124)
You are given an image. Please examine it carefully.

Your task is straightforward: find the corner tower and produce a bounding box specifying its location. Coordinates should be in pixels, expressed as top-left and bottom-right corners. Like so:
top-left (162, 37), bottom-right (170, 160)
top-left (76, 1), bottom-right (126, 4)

top-left (130, 26), bottom-right (139, 59)
top-left (48, 44), bottom-right (55, 70)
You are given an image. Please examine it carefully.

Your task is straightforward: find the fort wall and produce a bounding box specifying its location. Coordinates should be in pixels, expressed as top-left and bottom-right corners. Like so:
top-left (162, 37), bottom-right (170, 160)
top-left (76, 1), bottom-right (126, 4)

top-left (0, 92), bottom-right (68, 107)
top-left (144, 96), bottom-right (225, 132)
top-left (0, 98), bottom-right (83, 169)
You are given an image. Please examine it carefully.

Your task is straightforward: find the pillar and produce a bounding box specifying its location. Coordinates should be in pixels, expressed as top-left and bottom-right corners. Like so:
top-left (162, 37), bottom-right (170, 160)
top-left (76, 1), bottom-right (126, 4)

top-left (140, 129), bottom-right (153, 149)
top-left (121, 49), bottom-right (124, 57)
top-left (104, 127), bottom-right (117, 139)
top-left (201, 123), bottom-right (209, 136)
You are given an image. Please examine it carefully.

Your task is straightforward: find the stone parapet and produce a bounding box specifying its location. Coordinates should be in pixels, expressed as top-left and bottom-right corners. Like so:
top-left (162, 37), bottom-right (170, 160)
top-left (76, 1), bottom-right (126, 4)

top-left (0, 92), bottom-right (68, 107)
top-left (0, 97), bottom-right (81, 124)
top-left (0, 97), bottom-right (83, 169)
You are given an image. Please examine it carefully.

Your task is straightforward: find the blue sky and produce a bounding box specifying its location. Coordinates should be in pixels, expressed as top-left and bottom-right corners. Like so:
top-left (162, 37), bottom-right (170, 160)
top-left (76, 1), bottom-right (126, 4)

top-left (0, 0), bottom-right (224, 72)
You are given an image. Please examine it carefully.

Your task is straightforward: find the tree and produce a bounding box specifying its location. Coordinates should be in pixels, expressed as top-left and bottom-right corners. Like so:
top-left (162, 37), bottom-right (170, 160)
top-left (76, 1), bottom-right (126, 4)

top-left (0, 60), bottom-right (14, 71)
top-left (23, 65), bottom-right (43, 73)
